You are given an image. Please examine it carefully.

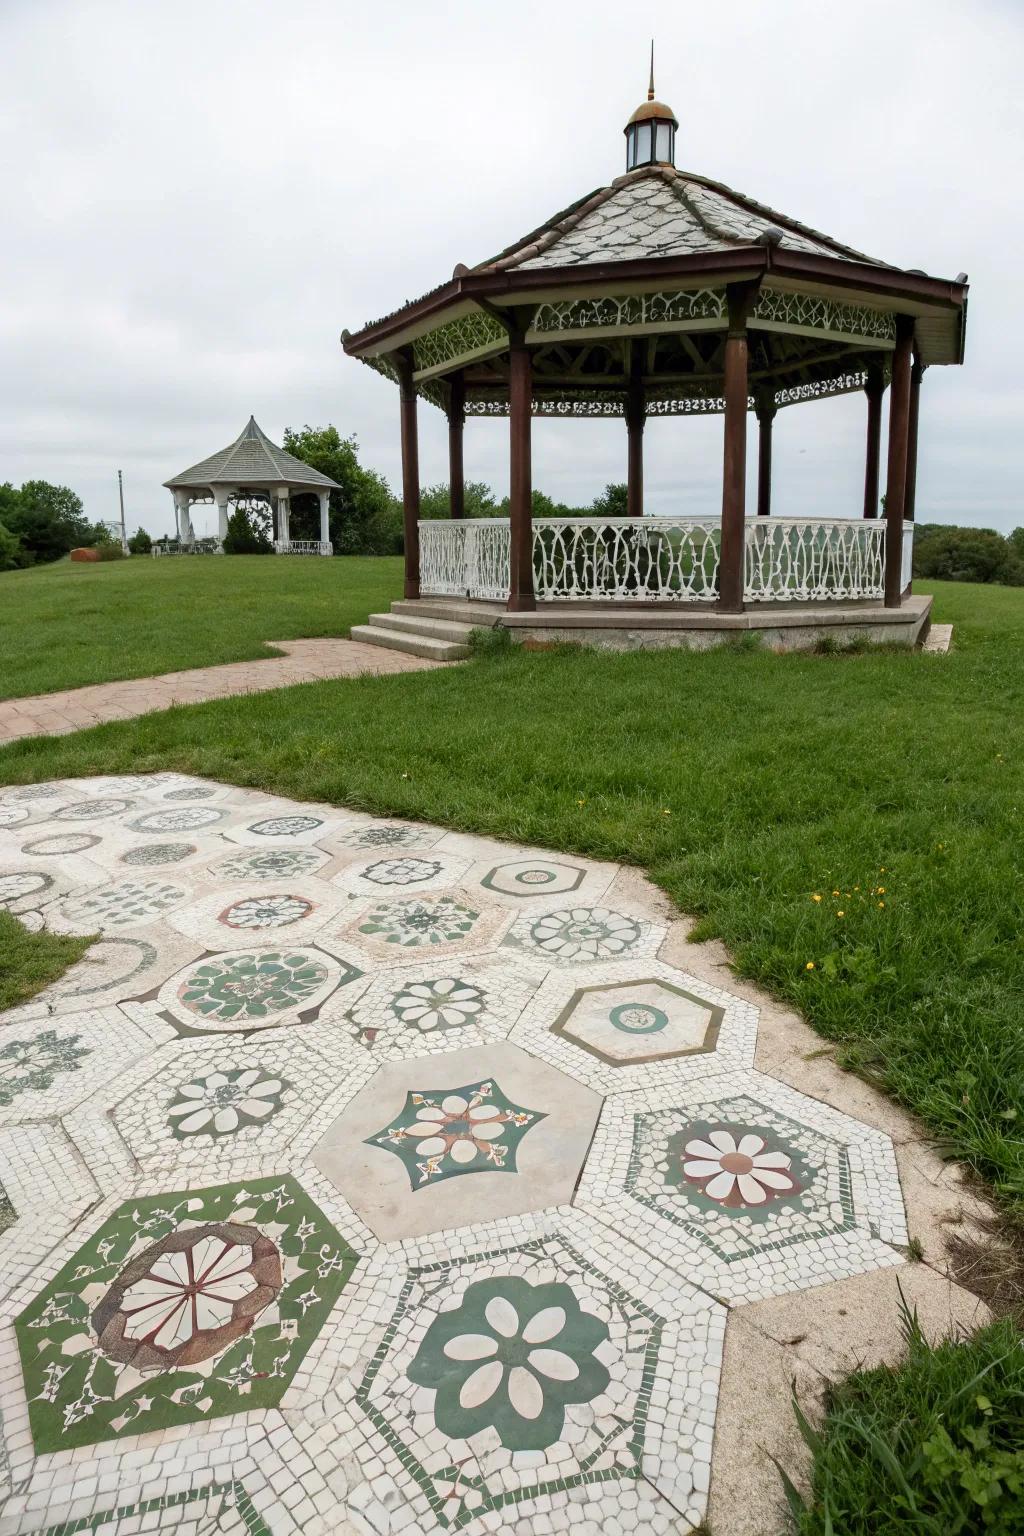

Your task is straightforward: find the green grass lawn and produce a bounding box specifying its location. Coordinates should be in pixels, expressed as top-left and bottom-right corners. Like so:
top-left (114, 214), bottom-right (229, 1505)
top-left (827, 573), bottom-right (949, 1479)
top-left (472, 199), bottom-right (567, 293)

top-left (0, 554), bottom-right (402, 700)
top-left (0, 911), bottom-right (92, 1012)
top-left (1, 576), bottom-right (1022, 1210)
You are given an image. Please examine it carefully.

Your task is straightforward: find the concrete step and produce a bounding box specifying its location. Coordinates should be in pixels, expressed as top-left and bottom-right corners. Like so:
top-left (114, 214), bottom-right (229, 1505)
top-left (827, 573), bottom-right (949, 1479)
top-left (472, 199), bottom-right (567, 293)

top-left (391, 598), bottom-right (504, 627)
top-left (350, 624), bottom-right (471, 661)
top-left (368, 611), bottom-right (477, 644)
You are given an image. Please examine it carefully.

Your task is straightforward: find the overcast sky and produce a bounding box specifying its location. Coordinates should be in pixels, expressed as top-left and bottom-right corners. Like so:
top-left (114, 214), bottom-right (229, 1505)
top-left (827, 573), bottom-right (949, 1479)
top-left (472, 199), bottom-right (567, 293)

top-left (1, 0), bottom-right (1021, 539)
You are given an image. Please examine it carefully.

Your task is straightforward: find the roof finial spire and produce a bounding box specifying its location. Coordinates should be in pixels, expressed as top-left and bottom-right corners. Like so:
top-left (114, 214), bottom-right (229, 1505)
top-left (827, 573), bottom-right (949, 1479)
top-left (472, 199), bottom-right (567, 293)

top-left (648, 39), bottom-right (655, 101)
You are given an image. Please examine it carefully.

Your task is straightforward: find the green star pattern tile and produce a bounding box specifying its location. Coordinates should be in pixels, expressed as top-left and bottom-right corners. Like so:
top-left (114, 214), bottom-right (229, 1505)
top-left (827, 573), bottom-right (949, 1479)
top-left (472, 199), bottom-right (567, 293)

top-left (16, 1175), bottom-right (360, 1452)
top-left (365, 1078), bottom-right (545, 1187)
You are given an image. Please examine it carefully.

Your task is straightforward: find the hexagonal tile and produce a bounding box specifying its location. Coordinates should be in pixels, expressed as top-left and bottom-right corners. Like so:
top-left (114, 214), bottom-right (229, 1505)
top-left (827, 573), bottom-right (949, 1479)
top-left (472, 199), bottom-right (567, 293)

top-left (511, 960), bottom-right (757, 1092)
top-left (0, 1007), bottom-right (173, 1125)
top-left (312, 1042), bottom-right (601, 1241)
top-left (52, 874), bottom-right (195, 935)
top-left (337, 953), bottom-right (542, 1058)
top-left (221, 809), bottom-right (348, 848)
top-left (502, 903), bottom-right (664, 966)
top-left (330, 848), bottom-right (472, 899)
top-left (324, 889), bottom-right (513, 966)
top-left (0, 1122), bottom-right (100, 1305)
top-left (150, 944), bottom-right (365, 1036)
top-left (166, 877), bottom-right (345, 950)
top-left (328, 1208), bottom-right (724, 1533)
top-left (105, 1031), bottom-right (377, 1179)
top-left (19, 926), bottom-right (206, 1017)
top-left (206, 844), bottom-right (332, 883)
top-left (466, 852), bottom-right (618, 910)
top-left (14, 1174), bottom-right (361, 1452)
top-left (327, 818), bottom-right (445, 853)
top-left (124, 804), bottom-right (234, 835)
top-left (577, 1069), bottom-right (908, 1302)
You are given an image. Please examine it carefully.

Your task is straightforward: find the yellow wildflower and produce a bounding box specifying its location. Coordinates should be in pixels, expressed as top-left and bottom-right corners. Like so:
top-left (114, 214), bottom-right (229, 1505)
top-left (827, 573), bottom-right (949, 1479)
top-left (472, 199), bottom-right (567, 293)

top-left (812, 894), bottom-right (822, 903)
top-left (805, 961), bottom-right (815, 971)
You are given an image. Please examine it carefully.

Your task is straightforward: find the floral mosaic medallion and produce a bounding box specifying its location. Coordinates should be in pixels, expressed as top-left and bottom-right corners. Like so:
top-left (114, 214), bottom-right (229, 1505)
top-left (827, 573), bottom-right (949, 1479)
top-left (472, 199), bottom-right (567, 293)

top-left (128, 807), bottom-right (228, 834)
top-left (60, 877), bottom-right (190, 932)
top-left (0, 803), bottom-right (30, 828)
top-left (345, 893), bottom-right (508, 960)
top-left (504, 906), bottom-right (649, 965)
top-left (15, 1175), bottom-right (360, 1452)
top-left (119, 841), bottom-right (197, 867)
top-left (481, 859), bottom-right (587, 898)
top-left (247, 815), bottom-right (323, 838)
top-left (408, 1276), bottom-right (609, 1451)
top-left (21, 831), bottom-right (101, 857)
top-left (163, 786), bottom-right (217, 801)
top-left (53, 798), bottom-right (134, 822)
top-left (3, 782), bottom-right (64, 802)
top-left (0, 1029), bottom-right (92, 1106)
top-left (179, 952), bottom-right (329, 1024)
top-left (578, 1075), bottom-right (908, 1302)
top-left (218, 893), bottom-right (314, 929)
top-left (158, 945), bottom-right (360, 1034)
top-left (336, 821), bottom-right (441, 850)
top-left (210, 847), bottom-right (326, 882)
top-left (353, 1218), bottom-right (723, 1532)
top-left (391, 977), bottom-right (487, 1034)
top-left (363, 856), bottom-right (444, 886)
top-left (367, 1079), bottom-right (545, 1187)
top-left (0, 870), bottom-right (53, 908)
top-left (167, 1069), bottom-right (289, 1138)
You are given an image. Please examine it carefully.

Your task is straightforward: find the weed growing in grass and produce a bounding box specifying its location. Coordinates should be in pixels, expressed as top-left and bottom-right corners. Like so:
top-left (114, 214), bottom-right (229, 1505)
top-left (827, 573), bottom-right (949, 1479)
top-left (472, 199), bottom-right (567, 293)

top-left (469, 623), bottom-right (514, 657)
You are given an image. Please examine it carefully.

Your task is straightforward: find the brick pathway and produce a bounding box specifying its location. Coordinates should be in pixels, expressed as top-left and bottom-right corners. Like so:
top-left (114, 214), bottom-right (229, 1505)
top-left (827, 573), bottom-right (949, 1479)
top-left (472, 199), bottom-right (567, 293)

top-left (0, 639), bottom-right (446, 743)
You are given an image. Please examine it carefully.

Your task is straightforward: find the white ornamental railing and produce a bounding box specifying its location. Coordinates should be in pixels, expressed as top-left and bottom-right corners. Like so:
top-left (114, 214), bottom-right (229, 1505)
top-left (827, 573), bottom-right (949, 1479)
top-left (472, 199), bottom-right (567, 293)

top-left (533, 518), bottom-right (720, 601)
top-left (901, 521), bottom-right (914, 592)
top-left (419, 516), bottom-right (889, 604)
top-left (274, 540), bottom-right (333, 556)
top-left (743, 518), bottom-right (885, 602)
top-left (152, 539), bottom-right (222, 557)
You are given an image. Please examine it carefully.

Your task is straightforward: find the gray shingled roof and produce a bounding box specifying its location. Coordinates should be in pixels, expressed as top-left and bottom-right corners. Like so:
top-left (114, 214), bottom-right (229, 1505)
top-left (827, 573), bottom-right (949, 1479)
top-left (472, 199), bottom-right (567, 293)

top-left (164, 417), bottom-right (339, 491)
top-left (479, 164), bottom-right (891, 273)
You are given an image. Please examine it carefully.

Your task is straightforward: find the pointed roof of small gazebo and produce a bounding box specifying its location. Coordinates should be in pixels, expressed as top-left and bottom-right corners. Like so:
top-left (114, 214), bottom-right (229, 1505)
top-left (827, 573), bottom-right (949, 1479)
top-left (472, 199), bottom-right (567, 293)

top-left (164, 417), bottom-right (339, 491)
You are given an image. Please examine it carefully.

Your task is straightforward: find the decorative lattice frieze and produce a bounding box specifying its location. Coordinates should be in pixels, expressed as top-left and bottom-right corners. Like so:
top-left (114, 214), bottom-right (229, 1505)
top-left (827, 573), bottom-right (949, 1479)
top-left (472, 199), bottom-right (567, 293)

top-left (531, 288), bottom-right (725, 336)
top-left (754, 289), bottom-right (896, 343)
top-left (413, 311), bottom-right (508, 374)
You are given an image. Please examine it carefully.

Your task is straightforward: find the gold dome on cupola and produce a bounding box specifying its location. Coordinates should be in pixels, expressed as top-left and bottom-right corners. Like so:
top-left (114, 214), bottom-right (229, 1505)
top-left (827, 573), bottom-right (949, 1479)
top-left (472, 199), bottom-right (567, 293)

top-left (624, 45), bottom-right (678, 170)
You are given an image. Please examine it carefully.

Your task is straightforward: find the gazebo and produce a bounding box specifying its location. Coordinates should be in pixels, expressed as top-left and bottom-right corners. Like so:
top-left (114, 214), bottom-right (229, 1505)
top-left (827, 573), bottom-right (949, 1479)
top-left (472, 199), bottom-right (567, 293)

top-left (342, 69), bottom-right (968, 653)
top-left (163, 417), bottom-right (338, 554)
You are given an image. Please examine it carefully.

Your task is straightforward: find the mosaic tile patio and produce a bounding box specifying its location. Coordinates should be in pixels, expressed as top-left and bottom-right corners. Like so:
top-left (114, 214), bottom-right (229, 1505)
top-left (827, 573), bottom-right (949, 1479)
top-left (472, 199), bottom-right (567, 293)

top-left (0, 775), bottom-right (923, 1534)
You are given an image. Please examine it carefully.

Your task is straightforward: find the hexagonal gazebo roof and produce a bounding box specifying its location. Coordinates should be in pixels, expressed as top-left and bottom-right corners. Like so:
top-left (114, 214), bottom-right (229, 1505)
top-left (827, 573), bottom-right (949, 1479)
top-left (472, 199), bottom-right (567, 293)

top-left (342, 162), bottom-right (967, 420)
top-left (164, 416), bottom-right (338, 494)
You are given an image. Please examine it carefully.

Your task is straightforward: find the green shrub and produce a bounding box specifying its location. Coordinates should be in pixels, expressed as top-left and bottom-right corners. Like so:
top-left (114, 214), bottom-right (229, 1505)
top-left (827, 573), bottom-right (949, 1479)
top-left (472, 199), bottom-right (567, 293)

top-left (0, 519), bottom-right (25, 571)
top-left (914, 526), bottom-right (1017, 585)
top-left (94, 541), bottom-right (125, 561)
top-left (128, 527), bottom-right (152, 554)
top-left (222, 508), bottom-right (272, 554)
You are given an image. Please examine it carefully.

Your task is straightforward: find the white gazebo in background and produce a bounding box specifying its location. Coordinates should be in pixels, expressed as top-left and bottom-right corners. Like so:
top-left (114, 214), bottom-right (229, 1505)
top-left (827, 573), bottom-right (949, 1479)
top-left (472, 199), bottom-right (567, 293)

top-left (163, 417), bottom-right (338, 554)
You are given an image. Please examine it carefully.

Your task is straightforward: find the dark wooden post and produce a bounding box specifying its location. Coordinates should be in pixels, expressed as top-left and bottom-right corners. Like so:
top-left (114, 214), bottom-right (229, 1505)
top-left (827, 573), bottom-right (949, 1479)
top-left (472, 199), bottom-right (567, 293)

top-left (904, 355), bottom-right (924, 525)
top-left (396, 350), bottom-right (421, 599)
top-left (883, 316), bottom-right (915, 608)
top-left (718, 284), bottom-right (753, 611)
top-left (755, 395), bottom-right (776, 518)
top-left (507, 338), bottom-right (535, 611)
top-left (448, 372), bottom-right (466, 521)
top-left (626, 343), bottom-right (645, 517)
top-left (862, 365), bottom-right (885, 519)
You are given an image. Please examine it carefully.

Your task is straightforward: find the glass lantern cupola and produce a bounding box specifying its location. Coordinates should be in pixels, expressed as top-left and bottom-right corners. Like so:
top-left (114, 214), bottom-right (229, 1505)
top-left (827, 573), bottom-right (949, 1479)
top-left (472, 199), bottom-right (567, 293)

top-left (624, 50), bottom-right (678, 171)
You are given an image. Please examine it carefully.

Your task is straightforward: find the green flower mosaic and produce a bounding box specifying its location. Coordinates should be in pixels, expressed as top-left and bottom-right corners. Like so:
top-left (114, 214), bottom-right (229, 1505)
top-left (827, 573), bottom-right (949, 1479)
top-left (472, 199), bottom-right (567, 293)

top-left (357, 1234), bottom-right (665, 1531)
top-left (358, 896), bottom-right (481, 950)
top-left (16, 1174), bottom-right (360, 1452)
top-left (408, 1276), bottom-right (610, 1452)
top-left (167, 1068), bottom-right (290, 1138)
top-left (178, 951), bottom-right (330, 1023)
top-left (366, 1078), bottom-right (545, 1187)
top-left (216, 848), bottom-right (324, 880)
top-left (0, 1029), bottom-right (92, 1105)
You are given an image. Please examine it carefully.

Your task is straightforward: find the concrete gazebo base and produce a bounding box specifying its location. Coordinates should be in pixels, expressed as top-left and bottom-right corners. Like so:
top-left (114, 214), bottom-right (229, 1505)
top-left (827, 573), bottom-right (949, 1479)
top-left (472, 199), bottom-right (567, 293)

top-left (354, 594), bottom-right (933, 659)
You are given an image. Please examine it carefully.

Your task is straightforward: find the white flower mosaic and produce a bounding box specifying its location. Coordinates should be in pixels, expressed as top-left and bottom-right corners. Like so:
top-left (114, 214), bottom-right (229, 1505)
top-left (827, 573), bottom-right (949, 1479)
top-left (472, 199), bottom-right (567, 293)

top-left (503, 904), bottom-right (661, 965)
top-left (167, 1068), bottom-right (288, 1137)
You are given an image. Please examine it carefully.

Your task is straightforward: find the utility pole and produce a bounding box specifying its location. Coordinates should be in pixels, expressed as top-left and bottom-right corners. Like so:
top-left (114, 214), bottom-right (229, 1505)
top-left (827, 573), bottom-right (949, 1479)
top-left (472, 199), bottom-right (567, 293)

top-left (117, 469), bottom-right (129, 554)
